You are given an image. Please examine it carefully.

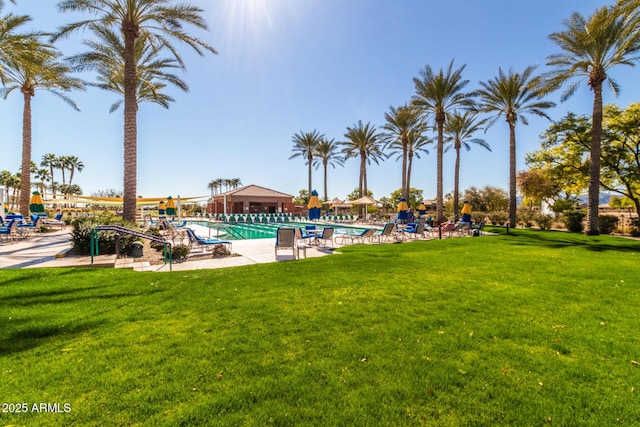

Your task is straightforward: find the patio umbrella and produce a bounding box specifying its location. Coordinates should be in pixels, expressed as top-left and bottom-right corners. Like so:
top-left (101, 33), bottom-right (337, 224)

top-left (166, 196), bottom-right (176, 217)
top-left (461, 200), bottom-right (472, 223)
top-left (418, 202), bottom-right (427, 216)
top-left (4, 202), bottom-right (9, 214)
top-left (308, 190), bottom-right (321, 220)
top-left (158, 200), bottom-right (166, 217)
top-left (29, 191), bottom-right (45, 213)
top-left (351, 195), bottom-right (378, 218)
top-left (397, 197), bottom-right (409, 222)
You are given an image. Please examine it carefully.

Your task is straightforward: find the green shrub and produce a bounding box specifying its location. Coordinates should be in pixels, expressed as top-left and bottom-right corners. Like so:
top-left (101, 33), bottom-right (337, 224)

top-left (172, 244), bottom-right (190, 260)
top-left (535, 214), bottom-right (554, 230)
top-left (598, 215), bottom-right (619, 235)
top-left (145, 226), bottom-right (165, 251)
top-left (517, 210), bottom-right (535, 228)
top-left (487, 211), bottom-right (508, 226)
top-left (71, 215), bottom-right (139, 255)
top-left (562, 209), bottom-right (586, 232)
top-left (471, 212), bottom-right (486, 224)
top-left (630, 218), bottom-right (640, 237)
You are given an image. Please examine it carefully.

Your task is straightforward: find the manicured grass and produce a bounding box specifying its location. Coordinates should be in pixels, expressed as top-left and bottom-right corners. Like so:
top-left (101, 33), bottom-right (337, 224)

top-left (1, 228), bottom-right (640, 426)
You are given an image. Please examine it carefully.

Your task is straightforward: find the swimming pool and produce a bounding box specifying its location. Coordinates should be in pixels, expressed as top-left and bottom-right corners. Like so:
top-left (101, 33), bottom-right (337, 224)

top-left (188, 221), bottom-right (368, 240)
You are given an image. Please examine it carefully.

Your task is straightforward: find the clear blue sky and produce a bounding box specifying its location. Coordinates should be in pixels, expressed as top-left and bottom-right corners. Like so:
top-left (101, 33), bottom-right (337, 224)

top-left (2, 0), bottom-right (637, 202)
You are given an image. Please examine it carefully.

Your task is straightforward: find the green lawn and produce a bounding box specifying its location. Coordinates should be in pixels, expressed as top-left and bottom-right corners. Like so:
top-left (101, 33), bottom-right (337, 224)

top-left (1, 228), bottom-right (640, 426)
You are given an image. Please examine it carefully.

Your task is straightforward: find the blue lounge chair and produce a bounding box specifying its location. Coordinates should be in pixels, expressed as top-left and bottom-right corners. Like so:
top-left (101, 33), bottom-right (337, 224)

top-left (0, 219), bottom-right (18, 242)
top-left (185, 228), bottom-right (232, 252)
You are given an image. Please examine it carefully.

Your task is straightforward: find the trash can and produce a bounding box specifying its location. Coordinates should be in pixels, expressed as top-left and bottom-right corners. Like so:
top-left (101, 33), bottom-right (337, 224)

top-left (131, 241), bottom-right (144, 258)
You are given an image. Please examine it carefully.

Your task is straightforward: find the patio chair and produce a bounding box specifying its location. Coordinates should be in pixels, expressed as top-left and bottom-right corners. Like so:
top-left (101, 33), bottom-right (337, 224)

top-left (336, 228), bottom-right (375, 245)
top-left (399, 223), bottom-right (426, 240)
top-left (470, 221), bottom-right (485, 236)
top-left (185, 228), bottom-right (232, 252)
top-left (17, 216), bottom-right (43, 238)
top-left (0, 219), bottom-right (18, 242)
top-left (275, 227), bottom-right (298, 260)
top-left (43, 213), bottom-right (66, 230)
top-left (371, 222), bottom-right (397, 244)
top-left (316, 227), bottom-right (334, 247)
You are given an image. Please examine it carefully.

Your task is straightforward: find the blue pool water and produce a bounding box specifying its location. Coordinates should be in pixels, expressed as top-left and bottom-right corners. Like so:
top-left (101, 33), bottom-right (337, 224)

top-left (188, 221), bottom-right (368, 240)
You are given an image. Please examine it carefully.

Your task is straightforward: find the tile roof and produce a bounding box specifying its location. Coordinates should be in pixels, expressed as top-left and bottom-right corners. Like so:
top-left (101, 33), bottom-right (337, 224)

top-left (218, 184), bottom-right (293, 198)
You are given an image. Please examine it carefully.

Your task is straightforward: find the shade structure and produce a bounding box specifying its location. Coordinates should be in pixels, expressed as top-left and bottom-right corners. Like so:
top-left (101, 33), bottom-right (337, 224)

top-left (3, 203), bottom-right (8, 214)
top-left (158, 201), bottom-right (167, 217)
top-left (418, 203), bottom-right (427, 215)
top-left (397, 198), bottom-right (409, 221)
top-left (29, 191), bottom-right (45, 213)
top-left (461, 200), bottom-right (472, 222)
top-left (166, 196), bottom-right (176, 216)
top-left (307, 190), bottom-right (321, 220)
top-left (351, 195), bottom-right (379, 217)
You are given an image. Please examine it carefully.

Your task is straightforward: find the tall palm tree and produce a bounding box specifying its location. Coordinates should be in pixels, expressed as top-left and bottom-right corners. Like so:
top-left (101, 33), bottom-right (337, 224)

top-left (412, 60), bottom-right (471, 222)
top-left (230, 178), bottom-right (242, 189)
top-left (474, 65), bottom-right (555, 228)
top-left (444, 111), bottom-right (491, 218)
top-left (545, 5), bottom-right (640, 235)
top-left (1, 45), bottom-right (83, 217)
top-left (312, 137), bottom-right (344, 201)
top-left (0, 1), bottom-right (41, 82)
top-left (290, 129), bottom-right (324, 198)
top-left (66, 155), bottom-right (84, 186)
top-left (33, 167), bottom-right (50, 197)
top-left (55, 0), bottom-right (218, 222)
top-left (405, 128), bottom-right (432, 200)
top-left (382, 103), bottom-right (428, 200)
top-left (40, 153), bottom-right (58, 199)
top-left (68, 26), bottom-right (188, 113)
top-left (341, 120), bottom-right (386, 203)
top-left (207, 179), bottom-right (218, 197)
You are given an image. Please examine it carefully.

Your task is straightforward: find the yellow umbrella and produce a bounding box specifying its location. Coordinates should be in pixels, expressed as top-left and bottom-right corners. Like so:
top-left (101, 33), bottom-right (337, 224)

top-left (29, 191), bottom-right (45, 213)
top-left (397, 198), bottom-right (409, 221)
top-left (166, 196), bottom-right (176, 216)
top-left (461, 200), bottom-right (472, 222)
top-left (158, 201), bottom-right (167, 217)
top-left (307, 190), bottom-right (321, 219)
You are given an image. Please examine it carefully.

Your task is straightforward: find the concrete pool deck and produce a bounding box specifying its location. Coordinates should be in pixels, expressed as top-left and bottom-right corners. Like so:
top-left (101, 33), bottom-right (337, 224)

top-left (0, 225), bottom-right (344, 272)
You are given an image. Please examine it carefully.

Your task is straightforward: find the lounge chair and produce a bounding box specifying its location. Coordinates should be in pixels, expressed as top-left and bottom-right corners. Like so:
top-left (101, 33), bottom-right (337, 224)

top-left (470, 221), bottom-right (485, 236)
top-left (316, 227), bottom-right (334, 247)
top-left (275, 227), bottom-right (298, 260)
top-left (0, 219), bottom-right (18, 242)
top-left (43, 213), bottom-right (66, 230)
top-left (185, 228), bottom-right (232, 252)
top-left (372, 222), bottom-right (397, 244)
top-left (17, 216), bottom-right (43, 238)
top-left (399, 223), bottom-right (426, 240)
top-left (336, 228), bottom-right (375, 245)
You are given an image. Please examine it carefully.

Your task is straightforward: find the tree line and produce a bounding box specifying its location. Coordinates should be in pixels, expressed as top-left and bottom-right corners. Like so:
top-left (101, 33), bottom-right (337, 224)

top-left (0, 0), bottom-right (216, 218)
top-left (290, 0), bottom-right (640, 235)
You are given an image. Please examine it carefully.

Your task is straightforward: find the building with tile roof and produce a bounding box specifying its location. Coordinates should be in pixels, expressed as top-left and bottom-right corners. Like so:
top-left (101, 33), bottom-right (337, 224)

top-left (208, 185), bottom-right (298, 215)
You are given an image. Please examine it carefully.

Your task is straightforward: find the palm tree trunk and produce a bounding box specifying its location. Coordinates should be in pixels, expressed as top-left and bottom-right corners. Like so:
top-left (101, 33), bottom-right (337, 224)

top-left (401, 138), bottom-right (408, 200)
top-left (436, 115), bottom-right (445, 223)
top-left (586, 83), bottom-right (603, 235)
top-left (509, 121), bottom-right (517, 228)
top-left (307, 154), bottom-right (312, 198)
top-left (407, 153), bottom-right (414, 201)
top-left (323, 161), bottom-right (328, 201)
top-left (122, 25), bottom-right (139, 222)
top-left (19, 89), bottom-right (33, 218)
top-left (454, 145), bottom-right (461, 220)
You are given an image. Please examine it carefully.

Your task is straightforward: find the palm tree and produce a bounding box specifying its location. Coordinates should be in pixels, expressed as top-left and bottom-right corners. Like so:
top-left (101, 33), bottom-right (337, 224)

top-left (405, 130), bottom-right (432, 202)
top-left (230, 178), bottom-right (242, 189)
top-left (545, 5), bottom-right (640, 235)
top-left (0, 1), bottom-right (41, 82)
top-left (68, 26), bottom-right (188, 113)
top-left (66, 155), bottom-right (84, 186)
top-left (40, 153), bottom-right (58, 199)
top-left (33, 167), bottom-right (50, 197)
top-left (383, 103), bottom-right (429, 200)
top-left (290, 129), bottom-right (324, 198)
top-left (312, 137), bottom-right (344, 201)
top-left (55, 0), bottom-right (218, 222)
top-left (412, 60), bottom-right (471, 222)
top-left (1, 44), bottom-right (83, 217)
top-left (207, 180), bottom-right (218, 197)
top-left (474, 65), bottom-right (555, 228)
top-left (341, 120), bottom-right (386, 203)
top-left (444, 111), bottom-right (491, 218)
